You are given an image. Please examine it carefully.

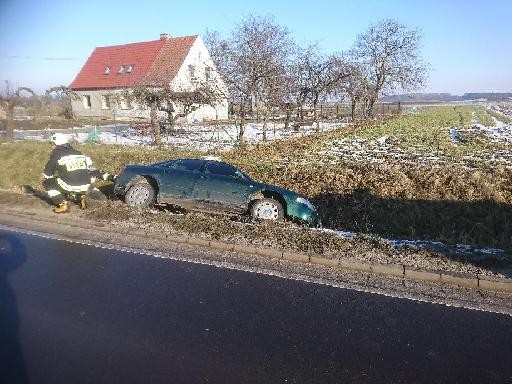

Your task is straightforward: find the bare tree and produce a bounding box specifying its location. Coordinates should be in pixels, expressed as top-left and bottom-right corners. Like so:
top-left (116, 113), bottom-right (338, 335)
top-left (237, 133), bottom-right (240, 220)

top-left (253, 60), bottom-right (297, 141)
top-left (266, 70), bottom-right (299, 132)
top-left (295, 44), bottom-right (350, 131)
top-left (337, 63), bottom-right (371, 121)
top-left (0, 83), bottom-right (13, 141)
top-left (205, 15), bottom-right (295, 145)
top-left (0, 84), bottom-right (40, 142)
top-left (0, 81), bottom-right (12, 120)
top-left (128, 81), bottom-right (225, 146)
top-left (350, 19), bottom-right (428, 116)
top-left (41, 86), bottom-right (78, 120)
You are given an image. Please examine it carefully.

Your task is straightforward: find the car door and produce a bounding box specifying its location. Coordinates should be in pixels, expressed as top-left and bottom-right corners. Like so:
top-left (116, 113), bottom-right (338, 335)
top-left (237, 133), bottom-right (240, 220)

top-left (192, 161), bottom-right (255, 212)
top-left (158, 159), bottom-right (204, 202)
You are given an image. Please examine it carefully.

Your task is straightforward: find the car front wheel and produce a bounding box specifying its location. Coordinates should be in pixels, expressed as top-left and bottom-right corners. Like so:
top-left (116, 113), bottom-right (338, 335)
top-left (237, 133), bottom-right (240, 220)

top-left (250, 198), bottom-right (284, 221)
top-left (125, 181), bottom-right (155, 207)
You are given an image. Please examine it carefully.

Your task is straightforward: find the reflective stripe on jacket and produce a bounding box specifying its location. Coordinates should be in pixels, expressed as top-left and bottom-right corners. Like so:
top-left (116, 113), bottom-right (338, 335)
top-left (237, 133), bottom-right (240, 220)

top-left (43, 144), bottom-right (94, 190)
top-left (56, 177), bottom-right (90, 193)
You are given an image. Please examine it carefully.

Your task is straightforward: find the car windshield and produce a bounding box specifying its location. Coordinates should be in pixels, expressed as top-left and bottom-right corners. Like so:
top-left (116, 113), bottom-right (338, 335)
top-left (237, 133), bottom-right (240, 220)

top-left (156, 159), bottom-right (204, 171)
top-left (205, 161), bottom-right (240, 177)
top-left (174, 159), bottom-right (204, 171)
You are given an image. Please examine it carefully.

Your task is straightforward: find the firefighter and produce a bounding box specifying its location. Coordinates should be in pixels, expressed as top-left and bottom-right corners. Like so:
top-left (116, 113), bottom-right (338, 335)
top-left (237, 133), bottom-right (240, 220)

top-left (42, 133), bottom-right (114, 213)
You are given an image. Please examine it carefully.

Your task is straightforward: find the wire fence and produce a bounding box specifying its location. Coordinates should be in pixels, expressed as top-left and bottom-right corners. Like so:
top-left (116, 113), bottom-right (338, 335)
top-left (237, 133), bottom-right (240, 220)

top-left (228, 102), bottom-right (401, 123)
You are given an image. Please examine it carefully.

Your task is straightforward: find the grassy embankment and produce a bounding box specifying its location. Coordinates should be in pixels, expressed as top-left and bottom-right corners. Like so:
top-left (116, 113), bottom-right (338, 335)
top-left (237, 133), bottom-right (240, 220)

top-left (221, 105), bottom-right (512, 251)
top-left (0, 104), bottom-right (511, 254)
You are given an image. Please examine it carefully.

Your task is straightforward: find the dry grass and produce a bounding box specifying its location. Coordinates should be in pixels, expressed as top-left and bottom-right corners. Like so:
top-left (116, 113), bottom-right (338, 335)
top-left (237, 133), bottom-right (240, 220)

top-left (81, 199), bottom-right (509, 275)
top-left (0, 141), bottom-right (202, 190)
top-left (84, 200), bottom-right (418, 263)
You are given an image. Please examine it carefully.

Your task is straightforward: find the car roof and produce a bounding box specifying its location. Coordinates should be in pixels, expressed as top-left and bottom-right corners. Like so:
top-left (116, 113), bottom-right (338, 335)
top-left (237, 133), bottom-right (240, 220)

top-left (155, 158), bottom-right (224, 163)
top-left (151, 158), bottom-right (232, 168)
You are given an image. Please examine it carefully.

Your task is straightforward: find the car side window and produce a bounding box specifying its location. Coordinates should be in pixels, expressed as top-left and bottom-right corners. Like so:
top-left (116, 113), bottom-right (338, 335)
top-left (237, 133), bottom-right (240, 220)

top-left (173, 160), bottom-right (204, 172)
top-left (158, 161), bottom-right (175, 169)
top-left (205, 162), bottom-right (239, 177)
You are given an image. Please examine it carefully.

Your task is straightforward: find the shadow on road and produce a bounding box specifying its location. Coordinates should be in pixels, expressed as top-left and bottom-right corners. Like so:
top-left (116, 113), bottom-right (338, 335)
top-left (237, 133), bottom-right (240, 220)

top-left (0, 234), bottom-right (29, 383)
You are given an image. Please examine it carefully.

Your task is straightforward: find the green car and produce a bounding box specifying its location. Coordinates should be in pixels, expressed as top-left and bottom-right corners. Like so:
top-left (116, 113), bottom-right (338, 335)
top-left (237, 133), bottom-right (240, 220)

top-left (114, 158), bottom-right (321, 227)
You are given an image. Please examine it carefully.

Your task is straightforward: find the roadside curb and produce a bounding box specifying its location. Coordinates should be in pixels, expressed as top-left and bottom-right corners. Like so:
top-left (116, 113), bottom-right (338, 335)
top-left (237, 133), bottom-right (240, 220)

top-left (0, 206), bottom-right (511, 294)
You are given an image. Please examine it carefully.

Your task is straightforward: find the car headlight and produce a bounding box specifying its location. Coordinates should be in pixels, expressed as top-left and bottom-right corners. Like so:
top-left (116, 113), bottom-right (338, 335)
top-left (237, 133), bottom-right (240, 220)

top-left (296, 197), bottom-right (316, 211)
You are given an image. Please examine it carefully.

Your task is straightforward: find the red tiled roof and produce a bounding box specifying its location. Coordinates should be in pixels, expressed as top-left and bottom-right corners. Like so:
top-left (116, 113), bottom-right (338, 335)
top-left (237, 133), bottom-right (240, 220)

top-left (69, 35), bottom-right (198, 90)
top-left (144, 36), bottom-right (198, 86)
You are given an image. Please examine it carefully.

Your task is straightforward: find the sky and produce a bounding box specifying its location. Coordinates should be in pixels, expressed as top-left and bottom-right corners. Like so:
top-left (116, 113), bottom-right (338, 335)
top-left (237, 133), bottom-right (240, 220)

top-left (1, 0), bottom-right (511, 95)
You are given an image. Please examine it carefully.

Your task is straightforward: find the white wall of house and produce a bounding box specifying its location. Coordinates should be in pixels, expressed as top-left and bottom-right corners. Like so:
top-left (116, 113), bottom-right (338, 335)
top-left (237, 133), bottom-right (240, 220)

top-left (170, 36), bottom-right (229, 123)
top-left (70, 89), bottom-right (148, 121)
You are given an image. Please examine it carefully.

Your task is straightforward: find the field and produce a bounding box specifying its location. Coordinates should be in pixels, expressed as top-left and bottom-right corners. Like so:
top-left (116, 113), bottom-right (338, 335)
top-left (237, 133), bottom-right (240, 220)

top-left (221, 104), bottom-right (512, 252)
top-left (1, 102), bottom-right (511, 258)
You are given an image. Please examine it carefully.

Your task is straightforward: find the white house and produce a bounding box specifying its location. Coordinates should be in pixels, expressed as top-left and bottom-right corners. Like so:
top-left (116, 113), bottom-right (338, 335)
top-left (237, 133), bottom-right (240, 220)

top-left (69, 33), bottom-right (228, 123)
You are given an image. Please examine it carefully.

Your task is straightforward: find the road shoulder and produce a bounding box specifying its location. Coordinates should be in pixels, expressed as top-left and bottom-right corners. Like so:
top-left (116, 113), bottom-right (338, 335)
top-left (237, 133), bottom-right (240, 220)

top-left (0, 189), bottom-right (511, 314)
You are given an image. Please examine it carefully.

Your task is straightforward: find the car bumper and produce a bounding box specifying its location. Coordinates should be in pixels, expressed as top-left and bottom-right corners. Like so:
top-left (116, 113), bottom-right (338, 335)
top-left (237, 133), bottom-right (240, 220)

top-left (287, 204), bottom-right (322, 227)
top-left (302, 212), bottom-right (322, 227)
top-left (113, 180), bottom-right (126, 196)
top-left (113, 172), bottom-right (134, 196)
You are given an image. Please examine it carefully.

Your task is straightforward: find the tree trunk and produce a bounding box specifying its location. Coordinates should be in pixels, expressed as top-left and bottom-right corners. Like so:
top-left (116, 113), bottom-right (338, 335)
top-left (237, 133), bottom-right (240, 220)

top-left (68, 95), bottom-right (75, 120)
top-left (313, 99), bottom-right (320, 132)
top-left (150, 102), bottom-right (161, 146)
top-left (6, 103), bottom-right (15, 143)
top-left (262, 111), bottom-right (268, 142)
top-left (367, 96), bottom-right (377, 117)
top-left (284, 109), bottom-right (291, 129)
top-left (166, 111), bottom-right (176, 135)
top-left (361, 96), bottom-right (371, 118)
top-left (351, 97), bottom-right (357, 121)
top-left (367, 84), bottom-right (382, 117)
top-left (238, 104), bottom-right (246, 146)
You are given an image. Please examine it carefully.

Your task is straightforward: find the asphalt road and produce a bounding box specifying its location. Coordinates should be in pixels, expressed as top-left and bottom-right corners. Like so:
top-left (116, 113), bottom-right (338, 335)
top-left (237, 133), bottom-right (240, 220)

top-left (1, 228), bottom-right (511, 384)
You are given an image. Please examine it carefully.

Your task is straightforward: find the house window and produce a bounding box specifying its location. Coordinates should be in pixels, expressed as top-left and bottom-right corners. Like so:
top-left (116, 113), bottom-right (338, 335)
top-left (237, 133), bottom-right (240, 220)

top-left (104, 66), bottom-right (112, 75)
top-left (118, 65), bottom-right (125, 74)
top-left (120, 96), bottom-right (131, 110)
top-left (101, 95), bottom-right (110, 110)
top-left (205, 66), bottom-right (211, 81)
top-left (189, 64), bottom-right (196, 81)
top-left (126, 64), bottom-right (135, 73)
top-left (82, 95), bottom-right (91, 109)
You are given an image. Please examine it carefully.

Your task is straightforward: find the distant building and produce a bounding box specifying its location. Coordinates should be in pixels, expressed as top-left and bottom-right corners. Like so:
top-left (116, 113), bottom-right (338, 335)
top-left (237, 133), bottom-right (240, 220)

top-left (69, 33), bottom-right (228, 122)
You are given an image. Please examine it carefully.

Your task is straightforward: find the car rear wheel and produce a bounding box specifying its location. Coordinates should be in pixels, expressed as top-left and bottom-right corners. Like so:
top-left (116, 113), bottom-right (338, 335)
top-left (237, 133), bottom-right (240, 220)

top-left (251, 198), bottom-right (284, 221)
top-left (125, 181), bottom-right (155, 207)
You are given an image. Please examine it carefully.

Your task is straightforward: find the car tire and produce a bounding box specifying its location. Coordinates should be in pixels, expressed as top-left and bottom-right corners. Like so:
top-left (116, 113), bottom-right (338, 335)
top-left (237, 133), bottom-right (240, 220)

top-left (250, 198), bottom-right (284, 221)
top-left (125, 181), bottom-right (155, 207)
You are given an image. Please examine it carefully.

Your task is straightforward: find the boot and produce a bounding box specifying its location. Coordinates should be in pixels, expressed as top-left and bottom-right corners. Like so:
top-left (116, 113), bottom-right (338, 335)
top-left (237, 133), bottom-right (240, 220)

top-left (80, 194), bottom-right (87, 210)
top-left (53, 201), bottom-right (70, 214)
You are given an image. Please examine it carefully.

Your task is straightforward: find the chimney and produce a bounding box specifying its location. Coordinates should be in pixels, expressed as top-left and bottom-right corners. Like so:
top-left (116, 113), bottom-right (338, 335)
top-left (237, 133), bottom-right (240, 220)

top-left (160, 33), bottom-right (171, 40)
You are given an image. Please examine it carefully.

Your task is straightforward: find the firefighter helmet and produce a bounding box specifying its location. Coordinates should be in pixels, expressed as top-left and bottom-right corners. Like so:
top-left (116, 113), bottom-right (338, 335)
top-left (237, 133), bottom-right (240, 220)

top-left (50, 133), bottom-right (69, 146)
